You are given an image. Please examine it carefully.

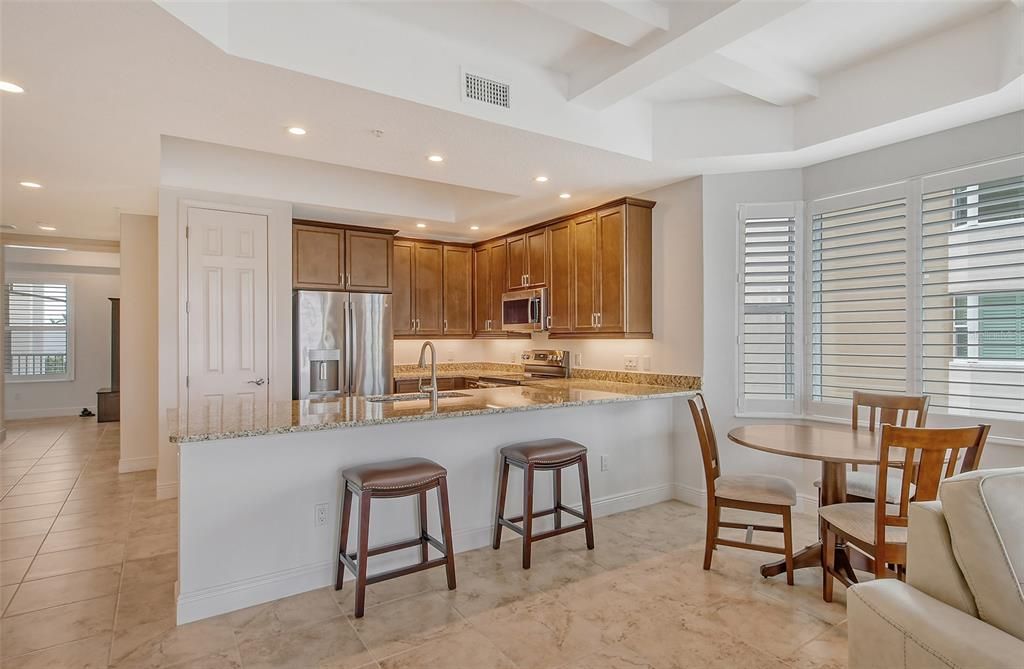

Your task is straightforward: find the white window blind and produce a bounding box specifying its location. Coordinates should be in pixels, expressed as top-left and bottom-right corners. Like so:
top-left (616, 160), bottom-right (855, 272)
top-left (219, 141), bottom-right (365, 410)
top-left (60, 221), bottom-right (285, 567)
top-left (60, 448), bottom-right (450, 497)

top-left (921, 174), bottom-right (1024, 419)
top-left (811, 198), bottom-right (908, 402)
top-left (740, 215), bottom-right (796, 402)
top-left (4, 280), bottom-right (72, 380)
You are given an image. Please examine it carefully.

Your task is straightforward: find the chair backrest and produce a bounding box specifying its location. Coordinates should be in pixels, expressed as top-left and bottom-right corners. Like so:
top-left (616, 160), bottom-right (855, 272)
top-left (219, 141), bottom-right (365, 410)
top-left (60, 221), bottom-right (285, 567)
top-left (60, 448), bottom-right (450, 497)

top-left (875, 424), bottom-right (991, 550)
top-left (688, 393), bottom-right (720, 498)
top-left (852, 391), bottom-right (930, 431)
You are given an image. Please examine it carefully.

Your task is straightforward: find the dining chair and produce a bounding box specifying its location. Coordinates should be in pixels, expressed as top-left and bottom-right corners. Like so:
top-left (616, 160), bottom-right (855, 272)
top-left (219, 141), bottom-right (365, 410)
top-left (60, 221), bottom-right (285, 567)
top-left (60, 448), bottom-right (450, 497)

top-left (689, 393), bottom-right (797, 585)
top-left (820, 423), bottom-right (990, 602)
top-left (815, 391), bottom-right (931, 504)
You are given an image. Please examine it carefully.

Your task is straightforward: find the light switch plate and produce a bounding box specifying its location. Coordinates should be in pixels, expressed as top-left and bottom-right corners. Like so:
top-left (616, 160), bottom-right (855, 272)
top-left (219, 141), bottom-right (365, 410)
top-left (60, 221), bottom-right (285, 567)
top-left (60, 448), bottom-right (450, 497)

top-left (574, 353), bottom-right (583, 367)
top-left (641, 356), bottom-right (651, 371)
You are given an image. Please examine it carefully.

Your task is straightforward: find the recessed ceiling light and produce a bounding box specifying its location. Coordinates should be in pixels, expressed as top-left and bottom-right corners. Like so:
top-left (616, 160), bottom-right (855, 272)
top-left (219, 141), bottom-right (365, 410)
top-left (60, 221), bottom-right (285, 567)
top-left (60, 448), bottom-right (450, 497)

top-left (0, 81), bottom-right (25, 94)
top-left (427, 155), bottom-right (444, 163)
top-left (287, 127), bottom-right (307, 136)
top-left (534, 176), bottom-right (549, 183)
top-left (559, 193), bottom-right (571, 199)
top-left (4, 244), bottom-right (67, 252)
top-left (37, 225), bottom-right (57, 231)
top-left (416, 223), bottom-right (427, 228)
top-left (470, 225), bottom-right (480, 231)
top-left (19, 181), bottom-right (43, 189)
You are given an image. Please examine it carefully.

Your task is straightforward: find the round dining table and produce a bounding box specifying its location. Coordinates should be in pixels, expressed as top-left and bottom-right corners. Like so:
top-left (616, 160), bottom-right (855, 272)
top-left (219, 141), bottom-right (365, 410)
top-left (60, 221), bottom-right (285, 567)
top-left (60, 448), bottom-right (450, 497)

top-left (727, 423), bottom-right (883, 580)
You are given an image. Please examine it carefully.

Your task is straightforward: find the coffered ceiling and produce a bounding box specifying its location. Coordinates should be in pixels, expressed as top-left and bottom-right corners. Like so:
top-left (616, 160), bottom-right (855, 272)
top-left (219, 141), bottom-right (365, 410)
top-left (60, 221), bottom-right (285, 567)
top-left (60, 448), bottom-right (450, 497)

top-left (2, 0), bottom-right (1021, 241)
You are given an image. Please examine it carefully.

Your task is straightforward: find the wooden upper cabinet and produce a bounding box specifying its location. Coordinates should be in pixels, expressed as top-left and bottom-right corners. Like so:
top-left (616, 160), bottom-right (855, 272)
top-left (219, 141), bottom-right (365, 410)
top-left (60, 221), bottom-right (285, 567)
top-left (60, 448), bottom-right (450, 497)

top-left (546, 220), bottom-right (572, 333)
top-left (506, 234), bottom-right (527, 290)
top-left (392, 240), bottom-right (415, 336)
top-left (571, 213), bottom-right (599, 333)
top-left (413, 242), bottom-right (444, 336)
top-left (473, 245), bottom-right (491, 334)
top-left (293, 224), bottom-right (344, 289)
top-left (487, 239), bottom-right (507, 332)
top-left (442, 245), bottom-right (473, 337)
top-left (525, 228), bottom-right (547, 287)
top-left (345, 230), bottom-right (392, 292)
top-left (595, 206), bottom-right (625, 332)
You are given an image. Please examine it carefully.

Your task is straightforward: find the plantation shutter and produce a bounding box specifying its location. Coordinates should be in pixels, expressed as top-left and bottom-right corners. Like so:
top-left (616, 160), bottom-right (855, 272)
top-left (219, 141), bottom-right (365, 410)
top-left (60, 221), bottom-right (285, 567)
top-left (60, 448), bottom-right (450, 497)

top-left (4, 280), bottom-right (71, 379)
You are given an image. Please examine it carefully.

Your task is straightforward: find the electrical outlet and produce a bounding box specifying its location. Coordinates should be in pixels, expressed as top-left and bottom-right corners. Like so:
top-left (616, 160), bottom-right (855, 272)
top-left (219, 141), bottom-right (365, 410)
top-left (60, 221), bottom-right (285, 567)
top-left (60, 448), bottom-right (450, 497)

top-left (314, 503), bottom-right (328, 527)
top-left (641, 355), bottom-right (651, 371)
top-left (600, 455), bottom-right (609, 472)
top-left (573, 353), bottom-right (583, 367)
top-left (624, 355), bottom-right (639, 370)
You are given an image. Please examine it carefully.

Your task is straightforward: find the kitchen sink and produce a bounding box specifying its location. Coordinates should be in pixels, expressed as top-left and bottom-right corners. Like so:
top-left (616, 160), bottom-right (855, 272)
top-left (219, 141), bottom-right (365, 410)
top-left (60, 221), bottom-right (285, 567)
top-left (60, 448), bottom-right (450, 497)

top-left (365, 391), bottom-right (471, 402)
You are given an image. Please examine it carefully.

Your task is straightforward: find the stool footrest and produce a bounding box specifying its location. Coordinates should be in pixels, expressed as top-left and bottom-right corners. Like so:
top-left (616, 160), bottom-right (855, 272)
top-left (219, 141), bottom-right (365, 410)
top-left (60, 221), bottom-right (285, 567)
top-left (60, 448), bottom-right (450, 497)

top-left (366, 557), bottom-right (450, 585)
top-left (506, 504), bottom-right (582, 524)
top-left (499, 517), bottom-right (588, 543)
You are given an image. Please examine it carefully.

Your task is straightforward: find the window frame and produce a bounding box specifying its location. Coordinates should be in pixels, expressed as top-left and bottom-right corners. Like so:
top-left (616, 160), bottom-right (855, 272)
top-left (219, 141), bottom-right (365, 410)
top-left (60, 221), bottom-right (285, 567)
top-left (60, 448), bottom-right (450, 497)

top-left (4, 274), bottom-right (76, 384)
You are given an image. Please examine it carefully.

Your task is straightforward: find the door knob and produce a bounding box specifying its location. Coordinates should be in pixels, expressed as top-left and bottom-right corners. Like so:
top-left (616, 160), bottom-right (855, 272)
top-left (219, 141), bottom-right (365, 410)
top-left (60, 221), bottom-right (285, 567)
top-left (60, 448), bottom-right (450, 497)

top-left (247, 378), bottom-right (266, 386)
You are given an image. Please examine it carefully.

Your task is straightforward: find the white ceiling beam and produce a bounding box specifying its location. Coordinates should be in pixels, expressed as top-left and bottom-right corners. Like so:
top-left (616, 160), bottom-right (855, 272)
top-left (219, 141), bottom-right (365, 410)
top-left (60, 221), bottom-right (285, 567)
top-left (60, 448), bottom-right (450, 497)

top-left (691, 51), bottom-right (819, 106)
top-left (520, 0), bottom-right (666, 47)
top-left (569, 0), bottom-right (808, 109)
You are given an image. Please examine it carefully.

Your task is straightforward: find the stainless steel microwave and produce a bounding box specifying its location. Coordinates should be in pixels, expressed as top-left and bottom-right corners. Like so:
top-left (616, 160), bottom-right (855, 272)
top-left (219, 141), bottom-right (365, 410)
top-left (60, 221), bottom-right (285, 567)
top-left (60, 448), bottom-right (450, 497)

top-left (501, 288), bottom-right (547, 332)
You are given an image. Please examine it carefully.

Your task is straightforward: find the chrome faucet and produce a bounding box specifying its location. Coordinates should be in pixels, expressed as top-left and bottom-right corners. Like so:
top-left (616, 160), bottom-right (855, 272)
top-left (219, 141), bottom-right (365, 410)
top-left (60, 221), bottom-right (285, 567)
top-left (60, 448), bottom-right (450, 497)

top-left (417, 340), bottom-right (438, 406)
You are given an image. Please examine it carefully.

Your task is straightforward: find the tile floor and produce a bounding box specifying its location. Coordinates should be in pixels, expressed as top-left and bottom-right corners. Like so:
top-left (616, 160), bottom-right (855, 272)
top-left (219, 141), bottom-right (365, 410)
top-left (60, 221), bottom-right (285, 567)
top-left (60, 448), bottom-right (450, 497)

top-left (1, 416), bottom-right (849, 668)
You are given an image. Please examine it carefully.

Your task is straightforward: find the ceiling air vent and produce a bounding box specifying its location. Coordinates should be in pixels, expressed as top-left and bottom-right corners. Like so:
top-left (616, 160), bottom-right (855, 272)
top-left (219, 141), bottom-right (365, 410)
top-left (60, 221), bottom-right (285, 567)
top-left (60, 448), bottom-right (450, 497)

top-left (463, 71), bottom-right (509, 109)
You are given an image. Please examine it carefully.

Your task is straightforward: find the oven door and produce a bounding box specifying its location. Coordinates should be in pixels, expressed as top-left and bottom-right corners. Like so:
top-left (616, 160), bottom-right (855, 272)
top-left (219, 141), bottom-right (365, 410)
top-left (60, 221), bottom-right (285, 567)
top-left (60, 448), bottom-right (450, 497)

top-left (501, 288), bottom-right (547, 332)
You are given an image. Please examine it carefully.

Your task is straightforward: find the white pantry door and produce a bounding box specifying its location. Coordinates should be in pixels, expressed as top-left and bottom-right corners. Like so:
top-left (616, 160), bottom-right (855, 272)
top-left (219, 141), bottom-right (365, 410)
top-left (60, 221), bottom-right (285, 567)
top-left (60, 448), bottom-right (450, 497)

top-left (186, 206), bottom-right (270, 429)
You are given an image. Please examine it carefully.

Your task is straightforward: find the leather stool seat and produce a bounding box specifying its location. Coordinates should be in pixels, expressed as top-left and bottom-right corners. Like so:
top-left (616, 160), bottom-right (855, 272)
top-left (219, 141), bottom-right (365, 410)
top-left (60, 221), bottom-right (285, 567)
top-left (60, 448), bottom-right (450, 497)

top-left (500, 438), bottom-right (586, 465)
top-left (342, 457), bottom-right (446, 491)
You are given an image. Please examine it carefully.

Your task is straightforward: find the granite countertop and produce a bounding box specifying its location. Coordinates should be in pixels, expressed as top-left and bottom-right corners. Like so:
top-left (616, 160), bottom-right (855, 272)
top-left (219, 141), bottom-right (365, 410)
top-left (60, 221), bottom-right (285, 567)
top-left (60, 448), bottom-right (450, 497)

top-left (168, 378), bottom-right (696, 444)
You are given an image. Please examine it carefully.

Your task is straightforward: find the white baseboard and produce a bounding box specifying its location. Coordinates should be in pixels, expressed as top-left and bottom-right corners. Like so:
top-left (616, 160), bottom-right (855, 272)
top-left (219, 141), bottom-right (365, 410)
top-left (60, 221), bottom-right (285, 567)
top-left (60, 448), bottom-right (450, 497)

top-left (156, 481), bottom-right (179, 500)
top-left (176, 481), bottom-right (674, 624)
top-left (4, 405), bottom-right (97, 420)
top-left (119, 456), bottom-right (158, 473)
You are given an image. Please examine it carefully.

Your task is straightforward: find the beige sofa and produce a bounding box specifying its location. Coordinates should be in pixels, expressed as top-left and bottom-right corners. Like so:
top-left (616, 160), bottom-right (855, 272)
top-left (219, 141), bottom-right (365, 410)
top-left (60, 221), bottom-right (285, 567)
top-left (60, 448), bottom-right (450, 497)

top-left (848, 467), bottom-right (1024, 669)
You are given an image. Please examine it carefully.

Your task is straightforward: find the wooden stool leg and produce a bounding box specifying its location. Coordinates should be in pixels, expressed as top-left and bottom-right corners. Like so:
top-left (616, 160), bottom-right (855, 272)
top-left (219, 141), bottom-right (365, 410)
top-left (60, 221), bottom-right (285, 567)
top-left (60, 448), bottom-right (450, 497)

top-left (418, 490), bottom-right (429, 563)
top-left (354, 491), bottom-right (372, 618)
top-left (553, 467), bottom-right (562, 530)
top-left (703, 498), bottom-right (719, 571)
top-left (577, 456), bottom-right (595, 550)
top-left (823, 525), bottom-right (835, 603)
top-left (522, 464), bottom-right (535, 569)
top-left (493, 457), bottom-right (510, 550)
top-left (782, 506), bottom-right (794, 586)
top-left (335, 485), bottom-right (353, 590)
top-left (437, 477), bottom-right (457, 590)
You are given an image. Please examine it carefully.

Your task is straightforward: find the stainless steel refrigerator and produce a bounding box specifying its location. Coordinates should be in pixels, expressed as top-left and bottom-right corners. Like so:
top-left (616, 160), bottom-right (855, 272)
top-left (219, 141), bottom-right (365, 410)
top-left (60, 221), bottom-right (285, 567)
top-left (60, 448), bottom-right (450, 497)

top-left (293, 291), bottom-right (393, 399)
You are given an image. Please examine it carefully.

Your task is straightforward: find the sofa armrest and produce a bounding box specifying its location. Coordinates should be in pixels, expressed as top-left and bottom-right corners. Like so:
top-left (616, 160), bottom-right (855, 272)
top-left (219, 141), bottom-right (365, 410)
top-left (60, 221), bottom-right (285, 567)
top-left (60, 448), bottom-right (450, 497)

top-left (849, 580), bottom-right (1024, 669)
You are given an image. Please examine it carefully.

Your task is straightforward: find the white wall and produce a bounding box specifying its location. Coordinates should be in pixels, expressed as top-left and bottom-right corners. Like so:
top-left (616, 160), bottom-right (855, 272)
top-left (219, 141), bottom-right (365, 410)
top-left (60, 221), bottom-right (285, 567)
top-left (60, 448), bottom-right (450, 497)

top-left (120, 214), bottom-right (159, 473)
top-left (4, 249), bottom-right (120, 420)
top-left (157, 188), bottom-right (292, 498)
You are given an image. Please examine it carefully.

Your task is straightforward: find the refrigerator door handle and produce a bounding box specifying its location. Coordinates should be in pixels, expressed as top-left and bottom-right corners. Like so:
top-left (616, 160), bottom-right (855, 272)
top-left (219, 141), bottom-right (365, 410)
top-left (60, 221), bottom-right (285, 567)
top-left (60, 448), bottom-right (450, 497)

top-left (348, 299), bottom-right (355, 395)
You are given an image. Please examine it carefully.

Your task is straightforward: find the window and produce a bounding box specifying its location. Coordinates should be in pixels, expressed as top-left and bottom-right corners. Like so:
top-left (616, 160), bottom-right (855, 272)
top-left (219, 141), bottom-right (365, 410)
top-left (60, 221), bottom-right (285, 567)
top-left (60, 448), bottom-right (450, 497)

top-left (811, 197), bottom-right (908, 402)
top-left (922, 173), bottom-right (1024, 419)
top-left (4, 280), bottom-right (73, 381)
top-left (738, 208), bottom-right (797, 408)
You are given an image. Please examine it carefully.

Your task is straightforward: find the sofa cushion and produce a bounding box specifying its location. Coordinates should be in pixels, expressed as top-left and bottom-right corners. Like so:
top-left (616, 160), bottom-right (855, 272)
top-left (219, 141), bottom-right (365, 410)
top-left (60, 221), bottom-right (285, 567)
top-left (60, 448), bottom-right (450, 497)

top-left (940, 467), bottom-right (1024, 642)
top-left (907, 501), bottom-right (977, 617)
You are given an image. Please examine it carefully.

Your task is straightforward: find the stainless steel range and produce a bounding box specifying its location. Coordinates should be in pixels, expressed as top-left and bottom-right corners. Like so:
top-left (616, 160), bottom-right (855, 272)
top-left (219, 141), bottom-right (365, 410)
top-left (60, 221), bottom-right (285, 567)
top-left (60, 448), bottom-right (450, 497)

top-left (470, 349), bottom-right (570, 388)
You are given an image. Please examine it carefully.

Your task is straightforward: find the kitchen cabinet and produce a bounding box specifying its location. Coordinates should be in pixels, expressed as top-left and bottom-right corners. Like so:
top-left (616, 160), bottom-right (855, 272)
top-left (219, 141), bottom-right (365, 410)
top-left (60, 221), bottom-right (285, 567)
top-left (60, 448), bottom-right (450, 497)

top-left (564, 202), bottom-right (652, 338)
top-left (392, 239), bottom-right (443, 336)
top-left (546, 219), bottom-right (573, 334)
top-left (293, 222), bottom-right (394, 292)
top-left (474, 239), bottom-right (508, 335)
top-left (394, 376), bottom-right (466, 393)
top-left (506, 228), bottom-right (547, 289)
top-left (442, 245), bottom-right (473, 336)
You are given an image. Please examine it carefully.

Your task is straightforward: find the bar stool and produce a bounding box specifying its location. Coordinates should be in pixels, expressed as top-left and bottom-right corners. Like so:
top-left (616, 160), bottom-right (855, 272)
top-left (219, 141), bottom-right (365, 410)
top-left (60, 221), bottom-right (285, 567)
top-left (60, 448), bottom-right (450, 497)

top-left (335, 457), bottom-right (456, 617)
top-left (493, 438), bottom-right (595, 569)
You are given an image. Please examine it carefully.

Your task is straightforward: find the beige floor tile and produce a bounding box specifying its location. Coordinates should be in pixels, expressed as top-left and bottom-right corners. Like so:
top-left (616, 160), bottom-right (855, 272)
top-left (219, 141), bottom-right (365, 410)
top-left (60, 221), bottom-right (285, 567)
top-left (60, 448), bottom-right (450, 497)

top-left (223, 587), bottom-right (346, 644)
top-left (6, 565), bottom-right (122, 616)
top-left (59, 495), bottom-right (134, 519)
top-left (349, 591), bottom-right (468, 660)
top-left (40, 524), bottom-right (130, 554)
top-left (0, 633), bottom-right (111, 669)
top-left (162, 647), bottom-right (243, 669)
top-left (0, 490), bottom-right (71, 509)
top-left (109, 614), bottom-right (238, 669)
top-left (701, 591), bottom-right (834, 661)
top-left (20, 462), bottom-right (82, 475)
top-left (121, 553), bottom-right (178, 590)
top-left (17, 471), bottom-right (80, 484)
top-left (129, 498), bottom-right (177, 522)
top-left (125, 530), bottom-right (177, 560)
top-left (335, 564), bottom-right (448, 615)
top-left (788, 621), bottom-right (848, 669)
top-left (7, 480), bottom-right (76, 496)
top-left (0, 502), bottom-right (63, 524)
top-left (1, 557), bottom-right (32, 586)
top-left (0, 534), bottom-right (45, 561)
top-left (110, 581), bottom-right (178, 664)
top-left (237, 616), bottom-right (373, 669)
top-left (0, 594), bottom-right (116, 657)
top-left (69, 480), bottom-right (137, 500)
top-left (52, 508), bottom-right (130, 533)
top-left (1, 583), bottom-right (17, 614)
top-left (25, 542), bottom-right (125, 581)
top-left (378, 627), bottom-right (515, 669)
top-left (128, 511), bottom-right (176, 538)
top-left (559, 642), bottom-right (659, 669)
top-left (0, 517), bottom-right (55, 540)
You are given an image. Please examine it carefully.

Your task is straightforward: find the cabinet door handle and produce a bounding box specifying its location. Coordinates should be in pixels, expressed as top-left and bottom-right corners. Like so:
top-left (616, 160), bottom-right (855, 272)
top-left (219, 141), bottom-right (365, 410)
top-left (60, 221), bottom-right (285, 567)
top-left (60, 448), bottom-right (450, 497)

top-left (546, 315), bottom-right (552, 329)
top-left (346, 273), bottom-right (351, 287)
top-left (443, 319), bottom-right (448, 333)
top-left (597, 313), bottom-right (602, 327)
